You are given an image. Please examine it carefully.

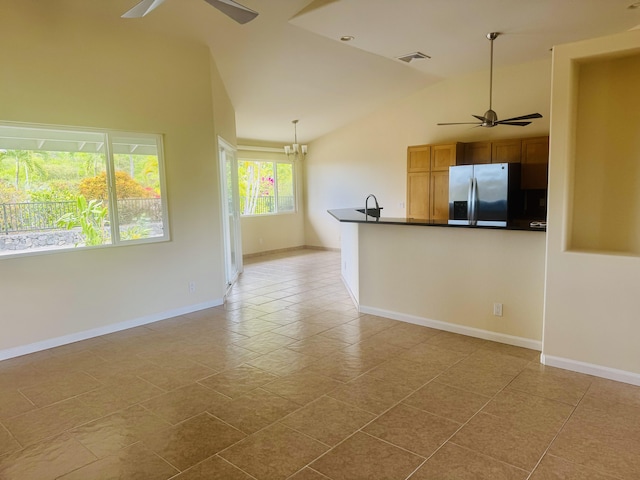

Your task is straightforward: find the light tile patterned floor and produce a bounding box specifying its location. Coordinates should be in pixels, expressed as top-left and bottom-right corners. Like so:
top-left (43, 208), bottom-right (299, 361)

top-left (0, 249), bottom-right (639, 479)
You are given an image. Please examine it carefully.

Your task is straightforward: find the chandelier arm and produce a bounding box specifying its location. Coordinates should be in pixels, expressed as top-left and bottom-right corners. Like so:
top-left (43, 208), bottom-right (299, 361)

top-left (284, 119), bottom-right (307, 159)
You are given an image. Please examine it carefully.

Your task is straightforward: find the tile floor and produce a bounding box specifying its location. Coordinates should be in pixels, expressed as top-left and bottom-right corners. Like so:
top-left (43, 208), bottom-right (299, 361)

top-left (1, 249), bottom-right (639, 479)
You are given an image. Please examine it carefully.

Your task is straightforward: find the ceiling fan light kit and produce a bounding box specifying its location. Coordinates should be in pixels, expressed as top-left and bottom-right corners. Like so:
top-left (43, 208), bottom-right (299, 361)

top-left (122, 0), bottom-right (258, 24)
top-left (438, 32), bottom-right (542, 128)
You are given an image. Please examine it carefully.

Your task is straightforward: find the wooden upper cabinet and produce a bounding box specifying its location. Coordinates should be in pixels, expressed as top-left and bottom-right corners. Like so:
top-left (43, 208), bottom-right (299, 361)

top-left (407, 143), bottom-right (462, 220)
top-left (462, 142), bottom-right (491, 164)
top-left (432, 143), bottom-right (462, 171)
top-left (492, 139), bottom-right (522, 163)
top-left (521, 136), bottom-right (550, 189)
top-left (407, 145), bottom-right (431, 172)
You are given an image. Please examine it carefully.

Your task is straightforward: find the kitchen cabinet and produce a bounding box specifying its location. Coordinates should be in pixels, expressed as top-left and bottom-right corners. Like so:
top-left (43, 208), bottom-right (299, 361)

top-left (407, 137), bottom-right (548, 221)
top-left (492, 139), bottom-right (522, 163)
top-left (462, 142), bottom-right (491, 164)
top-left (462, 139), bottom-right (521, 164)
top-left (430, 170), bottom-right (450, 221)
top-left (407, 172), bottom-right (430, 219)
top-left (407, 143), bottom-right (461, 220)
top-left (432, 143), bottom-right (462, 171)
top-left (407, 145), bottom-right (431, 172)
top-left (521, 136), bottom-right (550, 189)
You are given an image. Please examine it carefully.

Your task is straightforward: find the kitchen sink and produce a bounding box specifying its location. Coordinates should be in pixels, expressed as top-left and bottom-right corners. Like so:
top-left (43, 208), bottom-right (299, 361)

top-left (356, 207), bottom-right (383, 218)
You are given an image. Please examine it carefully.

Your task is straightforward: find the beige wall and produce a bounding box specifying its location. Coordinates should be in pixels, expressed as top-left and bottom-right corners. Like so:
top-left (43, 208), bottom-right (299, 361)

top-left (304, 58), bottom-right (552, 249)
top-left (570, 54), bottom-right (640, 254)
top-left (237, 148), bottom-right (305, 255)
top-left (0, 3), bottom-right (234, 354)
top-left (358, 225), bottom-right (546, 344)
top-left (544, 29), bottom-right (640, 380)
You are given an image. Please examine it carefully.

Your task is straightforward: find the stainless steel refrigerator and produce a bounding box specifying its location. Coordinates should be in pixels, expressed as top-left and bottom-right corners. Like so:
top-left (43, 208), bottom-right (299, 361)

top-left (448, 163), bottom-right (521, 226)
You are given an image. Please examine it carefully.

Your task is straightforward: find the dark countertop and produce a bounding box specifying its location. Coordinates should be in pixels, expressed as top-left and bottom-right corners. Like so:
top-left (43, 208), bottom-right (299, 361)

top-left (328, 208), bottom-right (546, 232)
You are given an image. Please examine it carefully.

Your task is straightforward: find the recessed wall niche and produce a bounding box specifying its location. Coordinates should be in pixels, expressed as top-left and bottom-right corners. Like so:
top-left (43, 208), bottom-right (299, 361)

top-left (569, 52), bottom-right (640, 255)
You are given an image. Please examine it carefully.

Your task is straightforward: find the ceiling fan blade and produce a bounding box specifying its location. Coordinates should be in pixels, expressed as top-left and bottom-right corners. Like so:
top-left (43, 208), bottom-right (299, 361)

top-left (498, 113), bottom-right (543, 123)
top-left (203, 0), bottom-right (259, 24)
top-left (437, 122), bottom-right (482, 126)
top-left (472, 115), bottom-right (487, 122)
top-left (496, 121), bottom-right (532, 126)
top-left (121, 0), bottom-right (166, 18)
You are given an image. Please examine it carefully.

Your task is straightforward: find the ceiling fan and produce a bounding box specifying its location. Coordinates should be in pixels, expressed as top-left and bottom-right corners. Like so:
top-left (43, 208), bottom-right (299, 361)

top-left (122, 0), bottom-right (259, 24)
top-left (438, 32), bottom-right (542, 128)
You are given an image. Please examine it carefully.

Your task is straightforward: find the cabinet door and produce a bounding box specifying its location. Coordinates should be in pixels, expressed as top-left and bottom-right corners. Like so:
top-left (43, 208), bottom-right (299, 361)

top-left (430, 170), bottom-right (450, 221)
top-left (462, 142), bottom-right (491, 164)
top-left (407, 172), bottom-right (430, 219)
top-left (521, 136), bottom-right (549, 189)
top-left (407, 145), bottom-right (431, 172)
top-left (432, 143), bottom-right (461, 171)
top-left (492, 139), bottom-right (522, 163)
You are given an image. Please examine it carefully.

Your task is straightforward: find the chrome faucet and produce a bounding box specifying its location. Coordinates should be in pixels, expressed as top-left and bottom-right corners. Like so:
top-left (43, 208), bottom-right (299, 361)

top-left (365, 194), bottom-right (379, 219)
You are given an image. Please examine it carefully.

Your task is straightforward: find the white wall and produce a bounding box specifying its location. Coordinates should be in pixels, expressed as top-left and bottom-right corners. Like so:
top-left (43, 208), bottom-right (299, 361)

top-left (543, 29), bottom-right (640, 383)
top-left (0, 3), bottom-right (234, 356)
top-left (304, 58), bottom-right (551, 249)
top-left (340, 222), bottom-right (360, 302)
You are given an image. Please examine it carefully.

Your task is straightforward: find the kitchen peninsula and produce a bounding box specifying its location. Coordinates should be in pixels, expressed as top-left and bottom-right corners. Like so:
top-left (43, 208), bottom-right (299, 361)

top-left (329, 207), bottom-right (546, 352)
top-left (328, 208), bottom-right (546, 231)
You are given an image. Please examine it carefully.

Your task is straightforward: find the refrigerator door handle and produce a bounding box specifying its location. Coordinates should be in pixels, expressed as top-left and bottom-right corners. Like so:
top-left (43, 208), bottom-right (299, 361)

top-left (470, 177), bottom-right (478, 225)
top-left (467, 178), bottom-right (473, 223)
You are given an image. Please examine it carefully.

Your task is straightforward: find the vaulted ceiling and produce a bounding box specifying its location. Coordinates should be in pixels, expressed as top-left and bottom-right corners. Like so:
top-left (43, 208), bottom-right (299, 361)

top-left (89, 1), bottom-right (640, 142)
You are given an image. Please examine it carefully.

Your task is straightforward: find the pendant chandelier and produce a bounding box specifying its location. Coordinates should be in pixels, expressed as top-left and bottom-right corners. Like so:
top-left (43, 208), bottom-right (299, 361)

top-left (283, 120), bottom-right (307, 159)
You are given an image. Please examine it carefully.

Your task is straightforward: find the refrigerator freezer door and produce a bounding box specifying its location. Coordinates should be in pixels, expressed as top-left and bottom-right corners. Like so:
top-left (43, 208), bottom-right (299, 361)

top-left (448, 165), bottom-right (474, 225)
top-left (474, 163), bottom-right (509, 226)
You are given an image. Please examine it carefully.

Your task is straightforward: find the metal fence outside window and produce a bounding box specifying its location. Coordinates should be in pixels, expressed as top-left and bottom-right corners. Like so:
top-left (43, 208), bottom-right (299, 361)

top-left (1, 201), bottom-right (78, 234)
top-left (240, 196), bottom-right (294, 215)
top-left (0, 198), bottom-right (162, 234)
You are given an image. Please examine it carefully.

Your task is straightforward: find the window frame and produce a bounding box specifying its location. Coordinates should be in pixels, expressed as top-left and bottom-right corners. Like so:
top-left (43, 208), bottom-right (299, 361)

top-left (0, 121), bottom-right (170, 259)
top-left (237, 154), bottom-right (297, 217)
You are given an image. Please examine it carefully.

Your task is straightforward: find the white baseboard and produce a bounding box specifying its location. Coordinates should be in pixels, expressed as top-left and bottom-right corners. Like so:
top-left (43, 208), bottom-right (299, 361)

top-left (341, 275), bottom-right (359, 310)
top-left (0, 299), bottom-right (223, 362)
top-left (359, 305), bottom-right (542, 351)
top-left (541, 354), bottom-right (640, 387)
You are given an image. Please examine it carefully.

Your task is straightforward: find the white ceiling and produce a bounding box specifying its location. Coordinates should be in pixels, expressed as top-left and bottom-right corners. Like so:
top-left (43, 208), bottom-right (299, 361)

top-left (107, 1), bottom-right (640, 143)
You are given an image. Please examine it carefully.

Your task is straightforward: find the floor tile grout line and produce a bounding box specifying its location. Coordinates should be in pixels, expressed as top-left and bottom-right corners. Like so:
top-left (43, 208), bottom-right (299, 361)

top-left (0, 421), bottom-right (24, 451)
top-left (384, 368), bottom-right (500, 476)
top-left (522, 377), bottom-right (599, 480)
top-left (446, 442), bottom-right (531, 476)
top-left (165, 453), bottom-right (260, 480)
top-left (283, 365), bottom-right (471, 477)
top-left (354, 355), bottom-right (540, 477)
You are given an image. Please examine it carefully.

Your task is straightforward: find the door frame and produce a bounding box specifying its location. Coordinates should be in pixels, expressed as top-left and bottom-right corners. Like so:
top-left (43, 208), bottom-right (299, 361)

top-left (218, 136), bottom-right (243, 294)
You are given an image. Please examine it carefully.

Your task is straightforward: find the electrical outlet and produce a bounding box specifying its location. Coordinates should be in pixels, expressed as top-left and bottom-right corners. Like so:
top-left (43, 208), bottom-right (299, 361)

top-left (399, 201), bottom-right (405, 209)
top-left (493, 303), bottom-right (503, 317)
top-left (189, 281), bottom-right (196, 293)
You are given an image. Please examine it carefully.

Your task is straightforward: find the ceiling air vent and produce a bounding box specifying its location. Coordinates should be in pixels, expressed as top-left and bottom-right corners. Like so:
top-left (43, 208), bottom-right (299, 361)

top-left (396, 52), bottom-right (431, 63)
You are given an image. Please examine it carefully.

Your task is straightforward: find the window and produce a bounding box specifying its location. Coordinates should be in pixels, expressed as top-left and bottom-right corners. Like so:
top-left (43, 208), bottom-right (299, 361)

top-left (238, 159), bottom-right (295, 216)
top-left (0, 123), bottom-right (168, 257)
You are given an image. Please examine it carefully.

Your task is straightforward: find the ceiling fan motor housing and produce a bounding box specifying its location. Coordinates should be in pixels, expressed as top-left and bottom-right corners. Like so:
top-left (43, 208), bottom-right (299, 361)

top-left (482, 109), bottom-right (498, 127)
